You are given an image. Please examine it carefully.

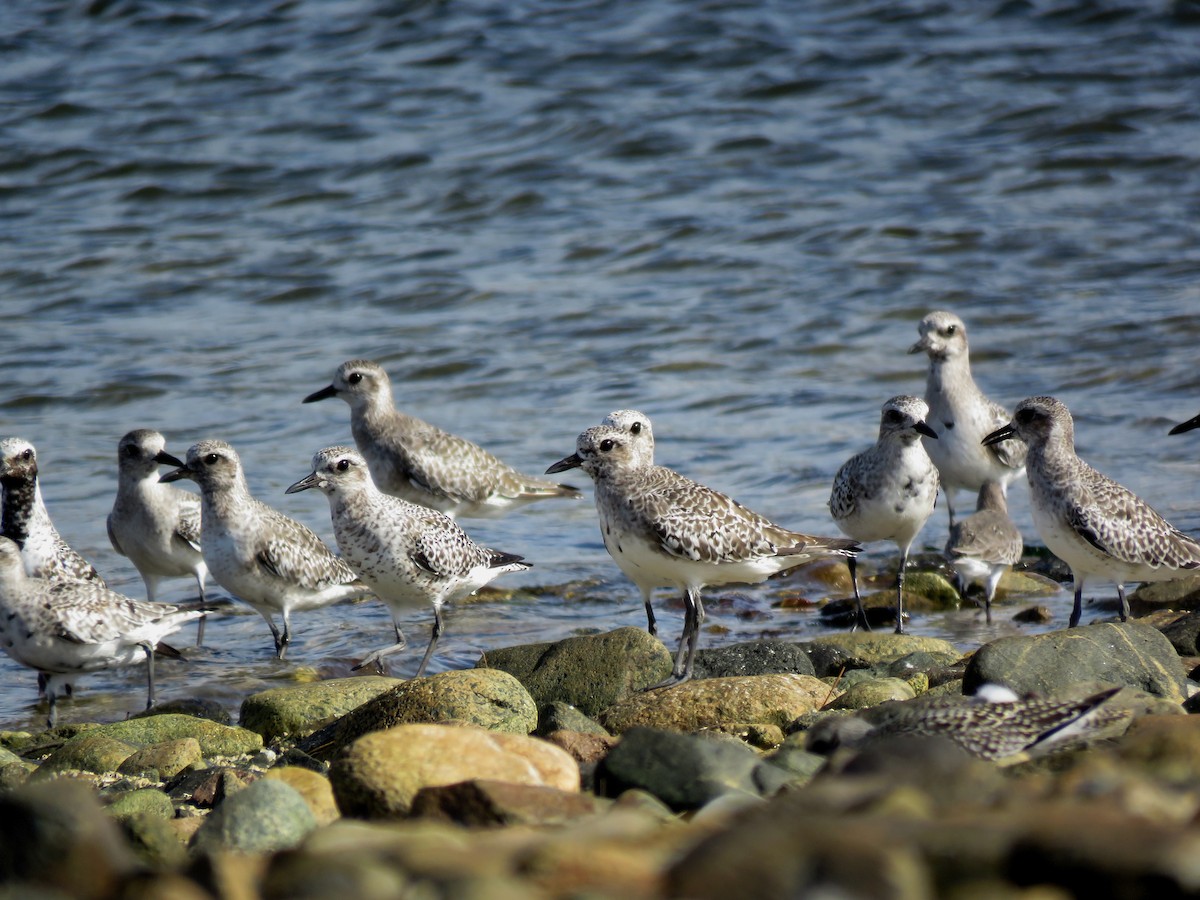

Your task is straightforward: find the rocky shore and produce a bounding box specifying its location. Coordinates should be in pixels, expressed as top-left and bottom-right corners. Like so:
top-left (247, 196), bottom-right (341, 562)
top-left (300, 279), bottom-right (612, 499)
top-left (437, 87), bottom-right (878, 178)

top-left (4, 565), bottom-right (1200, 899)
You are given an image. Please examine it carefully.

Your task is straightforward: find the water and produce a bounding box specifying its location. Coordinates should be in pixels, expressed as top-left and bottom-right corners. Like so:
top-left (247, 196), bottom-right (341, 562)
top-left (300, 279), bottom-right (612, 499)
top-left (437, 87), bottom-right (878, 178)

top-left (2, 0), bottom-right (1199, 730)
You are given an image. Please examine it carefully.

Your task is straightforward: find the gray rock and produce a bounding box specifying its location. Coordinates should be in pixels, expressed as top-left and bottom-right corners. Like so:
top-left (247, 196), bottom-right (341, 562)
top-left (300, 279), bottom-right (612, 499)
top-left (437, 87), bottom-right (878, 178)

top-left (880, 651), bottom-right (962, 679)
top-left (691, 640), bottom-right (816, 679)
top-left (191, 778), bottom-right (317, 855)
top-left (477, 626), bottom-right (671, 717)
top-left (534, 701), bottom-right (610, 737)
top-left (240, 676), bottom-right (402, 743)
top-left (117, 811), bottom-right (188, 870)
top-left (963, 622), bottom-right (1187, 701)
top-left (1156, 610), bottom-right (1200, 656)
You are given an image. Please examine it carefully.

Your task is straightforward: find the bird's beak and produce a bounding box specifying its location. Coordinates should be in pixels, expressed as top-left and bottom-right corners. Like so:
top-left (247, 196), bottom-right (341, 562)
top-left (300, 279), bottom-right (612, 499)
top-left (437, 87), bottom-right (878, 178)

top-left (1169, 413), bottom-right (1200, 436)
top-left (546, 453), bottom-right (582, 474)
top-left (154, 450), bottom-right (185, 468)
top-left (303, 384), bottom-right (338, 403)
top-left (285, 472), bottom-right (320, 494)
top-left (908, 336), bottom-right (931, 355)
top-left (159, 465), bottom-right (193, 484)
top-left (914, 421), bottom-right (938, 439)
top-left (982, 424), bottom-right (1016, 446)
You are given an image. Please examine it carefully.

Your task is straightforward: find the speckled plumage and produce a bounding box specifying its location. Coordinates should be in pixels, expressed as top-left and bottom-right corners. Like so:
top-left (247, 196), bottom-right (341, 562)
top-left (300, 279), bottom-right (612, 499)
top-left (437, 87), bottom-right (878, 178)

top-left (984, 396), bottom-right (1200, 628)
top-left (910, 311), bottom-right (1026, 526)
top-left (108, 429), bottom-right (209, 644)
top-left (0, 536), bottom-right (204, 726)
top-left (830, 396), bottom-right (939, 633)
top-left (805, 687), bottom-right (1130, 764)
top-left (287, 446), bottom-right (530, 676)
top-left (548, 421), bottom-right (859, 685)
top-left (160, 440), bottom-right (371, 659)
top-left (945, 481), bottom-right (1023, 623)
top-left (0, 437), bottom-right (105, 586)
top-left (303, 359), bottom-right (582, 519)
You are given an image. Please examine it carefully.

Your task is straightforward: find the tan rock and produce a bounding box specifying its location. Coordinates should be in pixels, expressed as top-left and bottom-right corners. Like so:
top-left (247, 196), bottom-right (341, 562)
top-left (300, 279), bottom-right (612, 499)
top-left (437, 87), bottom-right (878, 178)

top-left (264, 766), bottom-right (341, 826)
top-left (117, 737), bottom-right (203, 779)
top-left (806, 632), bottom-right (958, 666)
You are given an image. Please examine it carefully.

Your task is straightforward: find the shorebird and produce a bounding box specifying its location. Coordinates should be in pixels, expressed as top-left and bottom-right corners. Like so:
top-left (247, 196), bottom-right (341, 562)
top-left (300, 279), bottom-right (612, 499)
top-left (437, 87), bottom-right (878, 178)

top-left (302, 359), bottom-right (582, 519)
top-left (108, 429), bottom-right (210, 645)
top-left (0, 536), bottom-right (206, 726)
top-left (944, 481), bottom-right (1023, 624)
top-left (160, 440), bottom-right (372, 659)
top-left (0, 437), bottom-right (104, 585)
top-left (909, 311), bottom-right (1025, 527)
top-left (984, 396), bottom-right (1200, 627)
top-left (548, 421), bottom-right (860, 686)
top-left (805, 686), bottom-right (1129, 764)
top-left (286, 446), bottom-right (530, 676)
top-left (829, 396), bottom-right (940, 633)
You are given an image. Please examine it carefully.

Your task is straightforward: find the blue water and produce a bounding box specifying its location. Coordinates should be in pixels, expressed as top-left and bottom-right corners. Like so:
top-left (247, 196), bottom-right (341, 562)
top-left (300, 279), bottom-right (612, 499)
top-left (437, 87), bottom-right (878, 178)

top-left (2, 0), bottom-right (1200, 730)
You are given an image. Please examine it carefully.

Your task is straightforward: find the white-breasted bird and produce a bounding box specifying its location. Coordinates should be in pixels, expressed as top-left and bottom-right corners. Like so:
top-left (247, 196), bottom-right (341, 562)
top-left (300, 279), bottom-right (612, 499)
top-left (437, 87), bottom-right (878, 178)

top-left (944, 481), bottom-right (1023, 624)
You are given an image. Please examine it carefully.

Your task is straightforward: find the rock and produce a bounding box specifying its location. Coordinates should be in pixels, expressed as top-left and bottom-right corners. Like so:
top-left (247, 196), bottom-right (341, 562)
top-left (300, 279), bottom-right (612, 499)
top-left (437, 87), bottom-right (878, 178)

top-left (1129, 573), bottom-right (1200, 616)
top-left (263, 766), bottom-right (340, 826)
top-left (133, 698), bottom-right (232, 725)
top-left (880, 651), bottom-right (962, 679)
top-left (710, 723), bottom-right (785, 750)
top-left (329, 723), bottom-right (580, 818)
top-left (87, 715), bottom-right (262, 757)
top-left (825, 677), bottom-right (918, 710)
top-left (767, 733), bottom-right (828, 785)
top-left (118, 811), bottom-right (188, 870)
top-left (900, 571), bottom-right (962, 608)
top-left (600, 674), bottom-right (836, 734)
top-left (534, 701), bottom-right (610, 737)
top-left (0, 780), bottom-right (140, 898)
top-left (192, 778), bottom-right (317, 855)
top-left (1111, 715), bottom-right (1200, 786)
top-left (797, 641), bottom-right (862, 678)
top-left (690, 640), bottom-right (816, 679)
top-left (300, 669), bottom-right (537, 761)
top-left (477, 626), bottom-right (672, 717)
top-left (597, 727), bottom-right (792, 811)
top-left (542, 730), bottom-right (616, 767)
top-left (167, 767), bottom-right (250, 808)
top-left (105, 787), bottom-right (175, 822)
top-left (804, 633), bottom-right (958, 668)
top-left (1156, 609), bottom-right (1200, 656)
top-left (409, 779), bottom-right (604, 826)
top-left (963, 622), bottom-right (1187, 702)
top-left (240, 676), bottom-right (402, 742)
top-left (117, 737), bottom-right (204, 780)
top-left (1013, 605), bottom-right (1054, 624)
top-left (36, 733), bottom-right (137, 776)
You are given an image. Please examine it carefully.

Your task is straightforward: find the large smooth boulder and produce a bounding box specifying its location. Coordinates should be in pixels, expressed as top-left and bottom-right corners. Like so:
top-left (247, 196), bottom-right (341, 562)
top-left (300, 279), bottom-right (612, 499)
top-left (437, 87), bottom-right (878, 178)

top-left (241, 676), bottom-right (402, 742)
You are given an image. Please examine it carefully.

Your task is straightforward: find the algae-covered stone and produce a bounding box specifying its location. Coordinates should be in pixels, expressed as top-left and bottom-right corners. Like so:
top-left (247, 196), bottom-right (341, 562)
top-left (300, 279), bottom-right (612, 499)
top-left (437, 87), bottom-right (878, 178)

top-left (240, 676), bottom-right (402, 742)
top-left (329, 723), bottom-right (579, 818)
top-left (36, 733), bottom-right (137, 776)
top-left (118, 811), bottom-right (188, 870)
top-left (535, 701), bottom-right (610, 737)
top-left (301, 669), bottom-right (537, 760)
top-left (192, 778), bottom-right (317, 854)
top-left (106, 787), bottom-right (174, 822)
top-left (87, 715), bottom-right (262, 757)
top-left (805, 632), bottom-right (958, 667)
top-left (600, 674), bottom-right (836, 735)
top-left (964, 622), bottom-right (1186, 702)
top-left (264, 766), bottom-right (340, 825)
top-left (901, 572), bottom-right (961, 609)
top-left (117, 737), bottom-right (203, 779)
top-left (477, 626), bottom-right (671, 717)
top-left (825, 677), bottom-right (917, 710)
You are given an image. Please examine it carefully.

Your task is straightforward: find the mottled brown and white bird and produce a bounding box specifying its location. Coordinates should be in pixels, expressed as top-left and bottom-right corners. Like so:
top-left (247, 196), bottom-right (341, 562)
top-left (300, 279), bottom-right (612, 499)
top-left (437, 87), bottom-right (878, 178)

top-left (944, 481), bottom-right (1023, 624)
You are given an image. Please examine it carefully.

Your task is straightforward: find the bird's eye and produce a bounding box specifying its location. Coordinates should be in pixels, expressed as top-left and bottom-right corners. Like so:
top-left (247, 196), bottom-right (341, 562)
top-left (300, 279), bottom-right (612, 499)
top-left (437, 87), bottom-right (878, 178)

top-left (1015, 409), bottom-right (1034, 425)
top-left (336, 459), bottom-right (351, 472)
top-left (630, 422), bottom-right (642, 435)
top-left (600, 439), bottom-right (615, 452)
top-left (20, 449), bottom-right (32, 461)
top-left (204, 453), bottom-right (220, 465)
top-left (885, 409), bottom-right (904, 423)
top-left (944, 324), bottom-right (957, 335)
top-left (348, 372), bottom-right (363, 385)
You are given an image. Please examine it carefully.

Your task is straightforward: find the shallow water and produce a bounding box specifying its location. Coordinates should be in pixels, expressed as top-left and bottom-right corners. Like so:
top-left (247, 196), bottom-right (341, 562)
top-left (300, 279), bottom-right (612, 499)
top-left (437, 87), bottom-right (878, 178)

top-left (2, 0), bottom-right (1200, 729)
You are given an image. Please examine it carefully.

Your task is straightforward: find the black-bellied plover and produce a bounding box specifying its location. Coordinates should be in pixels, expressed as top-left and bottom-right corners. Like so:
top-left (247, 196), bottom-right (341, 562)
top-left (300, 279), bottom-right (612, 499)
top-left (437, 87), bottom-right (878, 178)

top-left (599, 409), bottom-right (658, 633)
top-left (829, 396), bottom-right (939, 633)
top-left (108, 429), bottom-right (210, 645)
top-left (909, 311), bottom-right (1026, 527)
top-left (548, 422), bottom-right (860, 686)
top-left (160, 440), bottom-right (371, 659)
top-left (805, 686), bottom-right (1129, 764)
top-left (944, 481), bottom-right (1023, 624)
top-left (984, 396), bottom-right (1200, 627)
top-left (0, 536), bottom-right (206, 727)
top-left (302, 359), bottom-right (582, 519)
top-left (0, 437), bottom-right (104, 585)
top-left (286, 446), bottom-right (530, 677)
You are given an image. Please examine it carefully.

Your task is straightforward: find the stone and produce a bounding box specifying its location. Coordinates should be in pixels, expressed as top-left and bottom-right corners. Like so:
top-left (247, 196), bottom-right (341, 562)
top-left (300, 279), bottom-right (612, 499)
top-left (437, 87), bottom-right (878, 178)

top-left (542, 730), bottom-right (616, 767)
top-left (117, 737), bottom-right (204, 779)
top-left (1156, 609), bottom-right (1200, 656)
top-left (1013, 605), bottom-right (1054, 624)
top-left (263, 766), bottom-right (340, 826)
top-left (690, 640), bottom-right (816, 679)
top-left (1129, 573), bottom-right (1200, 616)
top-left (768, 733), bottom-right (828, 785)
top-left (329, 723), bottom-right (580, 818)
top-left (477, 626), bottom-right (672, 717)
top-left (410, 779), bottom-right (604, 826)
top-left (804, 632), bottom-right (958, 668)
top-left (1111, 715), bottom-right (1200, 786)
top-left (134, 698), bottom-right (232, 724)
top-left (534, 701), bottom-right (610, 737)
top-left (36, 733), bottom-right (137, 776)
top-left (240, 675), bottom-right (402, 742)
top-left (119, 811), bottom-right (189, 870)
top-left (963, 622), bottom-right (1187, 702)
top-left (300, 669), bottom-right (537, 761)
top-left (596, 727), bottom-right (792, 810)
top-left (87, 715), bottom-right (262, 757)
top-left (192, 778), bottom-right (317, 854)
top-left (825, 677), bottom-right (918, 710)
top-left (600, 674), bottom-right (836, 734)
top-left (900, 571), bottom-right (962, 608)
top-left (105, 787), bottom-right (175, 822)
top-left (881, 651), bottom-right (963, 679)
top-left (167, 767), bottom-right (249, 808)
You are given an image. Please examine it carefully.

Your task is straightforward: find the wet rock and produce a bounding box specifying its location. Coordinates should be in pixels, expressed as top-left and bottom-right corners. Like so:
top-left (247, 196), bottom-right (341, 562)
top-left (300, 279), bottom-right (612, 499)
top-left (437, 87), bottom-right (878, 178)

top-left (805, 632), bottom-right (958, 668)
top-left (88, 714), bottom-right (262, 757)
top-left (192, 778), bottom-right (317, 855)
top-left (964, 622), bottom-right (1186, 702)
top-left (825, 677), bottom-right (918, 710)
top-left (36, 733), bottom-right (137, 776)
top-left (300, 669), bottom-right (537, 761)
top-left (240, 675), bottom-right (401, 743)
top-left (134, 697), bottom-right (232, 725)
top-left (119, 811), bottom-right (188, 870)
top-left (1155, 609), bottom-right (1200, 656)
top-left (117, 737), bottom-right (204, 780)
top-left (0, 780), bottom-right (139, 898)
top-left (410, 778), bottom-right (604, 826)
top-left (105, 787), bottom-right (175, 822)
top-left (596, 726), bottom-right (791, 810)
top-left (1129, 573), bottom-right (1200, 616)
top-left (477, 626), bottom-right (671, 717)
top-left (534, 701), bottom-right (610, 737)
top-left (797, 640), bottom-right (862, 678)
top-left (1013, 605), bottom-right (1054, 624)
top-left (881, 650), bottom-right (963, 680)
top-left (901, 571), bottom-right (962, 608)
top-left (263, 766), bottom-right (340, 826)
top-left (600, 674), bottom-right (836, 735)
top-left (329, 723), bottom-right (580, 818)
top-left (690, 640), bottom-right (816, 679)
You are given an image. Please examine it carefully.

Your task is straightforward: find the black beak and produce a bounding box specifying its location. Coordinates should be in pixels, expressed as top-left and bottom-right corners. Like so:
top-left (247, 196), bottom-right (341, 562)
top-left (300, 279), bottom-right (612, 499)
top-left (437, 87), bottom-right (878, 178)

top-left (303, 384), bottom-right (338, 404)
top-left (153, 450), bottom-right (185, 468)
top-left (546, 453), bottom-right (582, 474)
top-left (285, 472), bottom-right (320, 494)
top-left (914, 421), bottom-right (938, 439)
top-left (1169, 413), bottom-right (1200, 436)
top-left (159, 465), bottom-right (193, 484)
top-left (982, 424), bottom-right (1016, 447)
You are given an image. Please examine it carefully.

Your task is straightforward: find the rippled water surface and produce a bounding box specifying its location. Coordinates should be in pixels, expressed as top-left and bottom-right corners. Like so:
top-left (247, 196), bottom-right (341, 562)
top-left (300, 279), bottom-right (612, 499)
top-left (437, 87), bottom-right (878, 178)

top-left (2, 0), bottom-right (1200, 729)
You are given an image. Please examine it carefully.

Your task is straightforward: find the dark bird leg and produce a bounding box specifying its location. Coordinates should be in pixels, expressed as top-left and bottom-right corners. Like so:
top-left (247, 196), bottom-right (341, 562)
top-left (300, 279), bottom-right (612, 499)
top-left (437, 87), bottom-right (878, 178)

top-left (847, 556), bottom-right (871, 632)
top-left (414, 605), bottom-right (445, 678)
top-left (1069, 578), bottom-right (1084, 628)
